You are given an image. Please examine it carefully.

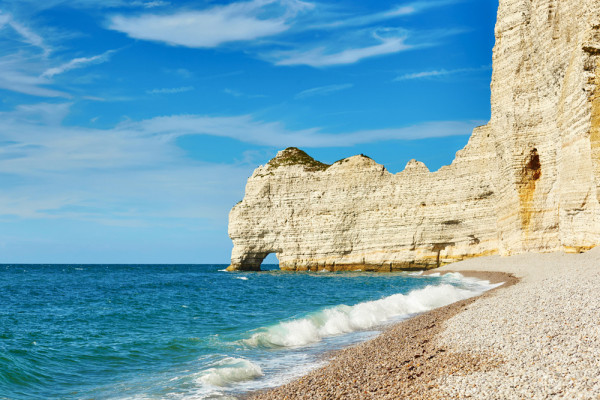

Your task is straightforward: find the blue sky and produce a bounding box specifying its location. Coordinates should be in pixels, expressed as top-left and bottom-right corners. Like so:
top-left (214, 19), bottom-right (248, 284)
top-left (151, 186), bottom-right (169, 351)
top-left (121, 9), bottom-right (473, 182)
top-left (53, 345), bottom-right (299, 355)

top-left (0, 0), bottom-right (497, 263)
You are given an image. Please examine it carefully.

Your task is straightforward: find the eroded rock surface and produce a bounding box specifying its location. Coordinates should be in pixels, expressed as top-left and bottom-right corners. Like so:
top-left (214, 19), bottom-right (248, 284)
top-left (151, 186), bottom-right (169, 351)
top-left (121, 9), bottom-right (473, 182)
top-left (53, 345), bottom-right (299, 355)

top-left (228, 0), bottom-right (600, 271)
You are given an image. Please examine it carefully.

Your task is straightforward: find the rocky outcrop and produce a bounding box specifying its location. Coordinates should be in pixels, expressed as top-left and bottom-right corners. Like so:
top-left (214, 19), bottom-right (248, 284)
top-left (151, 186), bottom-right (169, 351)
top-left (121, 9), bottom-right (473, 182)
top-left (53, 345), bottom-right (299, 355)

top-left (227, 0), bottom-right (600, 271)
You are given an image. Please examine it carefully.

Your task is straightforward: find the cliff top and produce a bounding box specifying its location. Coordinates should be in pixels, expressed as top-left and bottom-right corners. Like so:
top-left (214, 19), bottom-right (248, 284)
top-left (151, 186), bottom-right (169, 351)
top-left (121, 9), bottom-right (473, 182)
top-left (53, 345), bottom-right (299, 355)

top-left (267, 147), bottom-right (383, 173)
top-left (267, 147), bottom-right (330, 172)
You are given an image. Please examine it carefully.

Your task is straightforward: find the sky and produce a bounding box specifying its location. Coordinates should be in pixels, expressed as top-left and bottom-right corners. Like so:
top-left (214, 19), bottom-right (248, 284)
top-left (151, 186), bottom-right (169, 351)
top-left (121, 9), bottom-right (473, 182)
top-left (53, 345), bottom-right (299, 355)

top-left (0, 0), bottom-right (498, 264)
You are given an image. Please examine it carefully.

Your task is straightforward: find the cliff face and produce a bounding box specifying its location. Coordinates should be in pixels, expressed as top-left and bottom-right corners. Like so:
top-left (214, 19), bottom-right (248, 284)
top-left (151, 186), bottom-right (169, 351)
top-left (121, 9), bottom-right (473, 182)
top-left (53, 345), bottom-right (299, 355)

top-left (227, 0), bottom-right (600, 271)
top-left (489, 0), bottom-right (600, 255)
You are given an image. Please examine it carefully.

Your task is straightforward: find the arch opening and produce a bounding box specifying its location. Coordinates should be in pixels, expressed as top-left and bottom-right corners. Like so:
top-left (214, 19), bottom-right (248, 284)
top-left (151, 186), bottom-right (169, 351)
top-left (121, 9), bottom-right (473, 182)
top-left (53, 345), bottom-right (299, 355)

top-left (260, 252), bottom-right (280, 271)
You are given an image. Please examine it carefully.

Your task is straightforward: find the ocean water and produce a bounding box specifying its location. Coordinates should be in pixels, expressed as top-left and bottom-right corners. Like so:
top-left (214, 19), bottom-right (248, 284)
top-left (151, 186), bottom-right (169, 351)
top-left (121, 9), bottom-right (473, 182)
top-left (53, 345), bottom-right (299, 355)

top-left (0, 264), bottom-right (499, 399)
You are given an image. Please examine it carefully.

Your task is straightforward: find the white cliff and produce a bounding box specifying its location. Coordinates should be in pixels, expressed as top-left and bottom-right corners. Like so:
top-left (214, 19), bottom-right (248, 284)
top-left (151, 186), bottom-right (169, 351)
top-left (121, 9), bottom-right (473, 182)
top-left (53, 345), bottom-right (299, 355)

top-left (227, 0), bottom-right (600, 271)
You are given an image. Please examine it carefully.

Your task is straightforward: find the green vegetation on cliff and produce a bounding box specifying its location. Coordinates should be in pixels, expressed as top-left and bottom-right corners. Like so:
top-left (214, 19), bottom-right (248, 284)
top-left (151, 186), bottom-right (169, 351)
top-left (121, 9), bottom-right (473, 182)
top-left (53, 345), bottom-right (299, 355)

top-left (268, 147), bottom-right (330, 172)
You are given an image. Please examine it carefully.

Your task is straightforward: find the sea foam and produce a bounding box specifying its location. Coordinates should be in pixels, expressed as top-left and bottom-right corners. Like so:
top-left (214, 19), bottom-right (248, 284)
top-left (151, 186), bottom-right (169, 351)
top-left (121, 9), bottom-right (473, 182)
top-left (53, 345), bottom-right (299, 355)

top-left (243, 274), bottom-right (499, 349)
top-left (197, 357), bottom-right (263, 387)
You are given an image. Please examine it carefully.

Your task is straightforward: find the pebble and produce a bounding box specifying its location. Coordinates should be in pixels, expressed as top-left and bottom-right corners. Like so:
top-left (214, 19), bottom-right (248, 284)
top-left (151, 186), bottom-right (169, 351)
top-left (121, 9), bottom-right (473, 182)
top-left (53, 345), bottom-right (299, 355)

top-left (249, 249), bottom-right (600, 399)
top-left (436, 249), bottom-right (600, 399)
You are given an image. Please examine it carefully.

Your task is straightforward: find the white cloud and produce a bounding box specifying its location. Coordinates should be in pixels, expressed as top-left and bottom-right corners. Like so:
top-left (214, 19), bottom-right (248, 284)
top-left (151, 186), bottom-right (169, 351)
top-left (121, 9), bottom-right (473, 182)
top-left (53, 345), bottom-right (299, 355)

top-left (0, 19), bottom-right (118, 97)
top-left (0, 52), bottom-right (69, 97)
top-left (295, 83), bottom-right (353, 99)
top-left (82, 95), bottom-right (107, 101)
top-left (308, 4), bottom-right (413, 30)
top-left (394, 65), bottom-right (491, 81)
top-left (0, 0), bottom-right (171, 11)
top-left (0, 13), bottom-right (118, 97)
top-left (0, 69), bottom-right (69, 97)
top-left (0, 13), bottom-right (51, 55)
top-left (0, 103), bottom-right (252, 223)
top-left (223, 88), bottom-right (243, 97)
top-left (131, 0), bottom-right (170, 8)
top-left (223, 88), bottom-right (266, 98)
top-left (0, 13), bottom-right (10, 27)
top-left (146, 86), bottom-right (194, 94)
top-left (170, 68), bottom-right (193, 78)
top-left (10, 102), bottom-right (73, 125)
top-left (0, 102), bottom-right (480, 228)
top-left (42, 50), bottom-right (116, 78)
top-left (119, 113), bottom-right (480, 148)
top-left (107, 0), bottom-right (309, 48)
top-left (307, 1), bottom-right (458, 30)
top-left (274, 35), bottom-right (410, 67)
top-left (103, 1), bottom-right (457, 68)
top-left (396, 69), bottom-right (451, 80)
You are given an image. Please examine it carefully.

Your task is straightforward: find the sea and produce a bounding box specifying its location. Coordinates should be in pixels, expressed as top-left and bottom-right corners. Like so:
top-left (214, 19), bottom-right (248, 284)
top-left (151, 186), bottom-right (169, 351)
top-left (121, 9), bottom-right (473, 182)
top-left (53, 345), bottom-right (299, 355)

top-left (0, 264), bottom-right (499, 400)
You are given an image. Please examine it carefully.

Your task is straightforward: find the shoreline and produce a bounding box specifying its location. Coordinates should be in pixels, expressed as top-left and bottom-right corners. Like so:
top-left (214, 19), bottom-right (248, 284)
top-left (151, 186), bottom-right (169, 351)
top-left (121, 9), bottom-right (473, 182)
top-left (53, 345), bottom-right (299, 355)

top-left (247, 270), bottom-right (517, 399)
top-left (248, 249), bottom-right (600, 399)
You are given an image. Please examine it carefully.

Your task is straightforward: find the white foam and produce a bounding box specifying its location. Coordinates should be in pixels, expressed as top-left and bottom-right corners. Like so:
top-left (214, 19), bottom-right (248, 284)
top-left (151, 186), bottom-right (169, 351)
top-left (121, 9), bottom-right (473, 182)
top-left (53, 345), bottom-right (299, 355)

top-left (440, 272), bottom-right (503, 291)
top-left (197, 357), bottom-right (263, 387)
top-left (236, 277), bottom-right (248, 281)
top-left (243, 279), bottom-right (497, 349)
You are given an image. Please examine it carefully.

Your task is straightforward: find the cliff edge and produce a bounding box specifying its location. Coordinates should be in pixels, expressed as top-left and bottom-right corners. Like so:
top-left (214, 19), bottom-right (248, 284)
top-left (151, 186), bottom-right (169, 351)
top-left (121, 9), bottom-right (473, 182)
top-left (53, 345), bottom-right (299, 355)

top-left (227, 0), bottom-right (600, 271)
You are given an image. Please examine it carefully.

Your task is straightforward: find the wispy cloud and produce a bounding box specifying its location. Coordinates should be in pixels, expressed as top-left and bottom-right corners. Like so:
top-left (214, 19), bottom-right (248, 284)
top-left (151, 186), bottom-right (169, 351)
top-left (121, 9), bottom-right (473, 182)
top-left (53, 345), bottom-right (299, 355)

top-left (119, 112), bottom-right (480, 148)
top-left (166, 68), bottom-right (193, 78)
top-left (0, 68), bottom-right (68, 97)
top-left (295, 83), bottom-right (353, 99)
top-left (42, 49), bottom-right (116, 78)
top-left (223, 88), bottom-right (266, 98)
top-left (108, 0), bottom-right (312, 48)
top-left (0, 51), bottom-right (69, 97)
top-left (146, 86), bottom-right (194, 94)
top-left (0, 13), bottom-right (118, 98)
top-left (200, 70), bottom-right (245, 80)
top-left (274, 33), bottom-right (410, 67)
top-left (0, 102), bottom-right (480, 174)
top-left (9, 102), bottom-right (73, 125)
top-left (105, 0), bottom-right (455, 67)
top-left (223, 88), bottom-right (244, 97)
top-left (129, 0), bottom-right (170, 8)
top-left (0, 102), bottom-right (479, 227)
top-left (0, 11), bottom-right (51, 55)
top-left (394, 65), bottom-right (491, 81)
top-left (0, 0), bottom-right (171, 11)
top-left (308, 0), bottom-right (456, 30)
top-left (0, 103), bottom-right (252, 223)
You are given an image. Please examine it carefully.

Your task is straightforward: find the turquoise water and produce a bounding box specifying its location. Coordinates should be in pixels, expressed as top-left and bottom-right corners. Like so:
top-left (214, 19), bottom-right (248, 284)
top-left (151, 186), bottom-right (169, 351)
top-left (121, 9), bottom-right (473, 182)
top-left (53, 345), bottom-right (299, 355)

top-left (0, 264), bottom-right (497, 399)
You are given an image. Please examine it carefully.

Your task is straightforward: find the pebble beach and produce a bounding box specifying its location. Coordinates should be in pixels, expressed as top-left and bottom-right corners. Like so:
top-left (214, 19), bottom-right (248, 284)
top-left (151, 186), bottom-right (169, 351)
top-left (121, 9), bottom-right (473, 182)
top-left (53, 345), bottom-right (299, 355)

top-left (250, 249), bottom-right (600, 399)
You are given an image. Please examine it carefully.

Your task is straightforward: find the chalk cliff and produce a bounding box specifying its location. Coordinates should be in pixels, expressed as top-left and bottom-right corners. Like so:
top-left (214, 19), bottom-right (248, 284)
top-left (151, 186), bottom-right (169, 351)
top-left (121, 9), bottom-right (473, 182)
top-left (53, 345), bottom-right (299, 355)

top-left (227, 0), bottom-right (600, 271)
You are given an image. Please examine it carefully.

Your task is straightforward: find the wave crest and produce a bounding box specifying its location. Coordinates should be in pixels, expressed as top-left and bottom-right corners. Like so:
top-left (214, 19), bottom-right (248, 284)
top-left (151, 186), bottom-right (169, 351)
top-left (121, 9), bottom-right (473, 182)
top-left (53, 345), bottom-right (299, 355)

top-left (243, 278), bottom-right (497, 349)
top-left (197, 357), bottom-right (263, 387)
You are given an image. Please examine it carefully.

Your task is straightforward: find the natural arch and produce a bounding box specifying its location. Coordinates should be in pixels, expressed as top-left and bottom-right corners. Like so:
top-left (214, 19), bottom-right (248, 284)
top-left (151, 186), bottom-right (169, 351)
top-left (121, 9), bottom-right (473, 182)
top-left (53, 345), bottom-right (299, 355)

top-left (226, 250), bottom-right (278, 271)
top-left (260, 253), bottom-right (280, 270)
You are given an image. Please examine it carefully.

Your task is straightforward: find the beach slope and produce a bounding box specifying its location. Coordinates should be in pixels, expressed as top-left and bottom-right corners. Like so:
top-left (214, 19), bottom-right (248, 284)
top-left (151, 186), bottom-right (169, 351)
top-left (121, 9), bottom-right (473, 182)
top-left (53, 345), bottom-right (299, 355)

top-left (250, 250), bottom-right (600, 399)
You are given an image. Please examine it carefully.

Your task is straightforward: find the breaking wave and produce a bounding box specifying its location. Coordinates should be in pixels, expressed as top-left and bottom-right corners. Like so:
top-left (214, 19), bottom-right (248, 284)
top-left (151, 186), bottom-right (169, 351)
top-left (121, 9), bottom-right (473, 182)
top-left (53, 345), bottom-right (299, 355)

top-left (243, 275), bottom-right (499, 349)
top-left (197, 357), bottom-right (263, 387)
